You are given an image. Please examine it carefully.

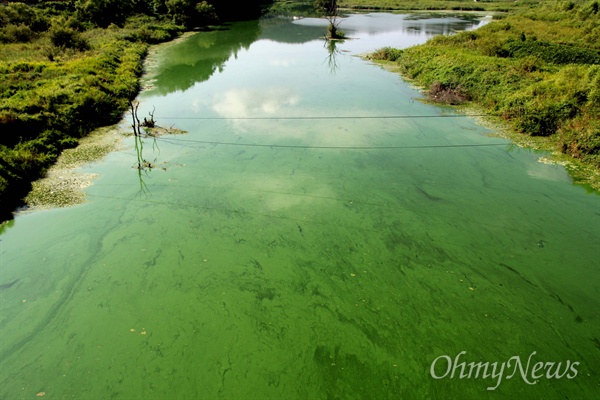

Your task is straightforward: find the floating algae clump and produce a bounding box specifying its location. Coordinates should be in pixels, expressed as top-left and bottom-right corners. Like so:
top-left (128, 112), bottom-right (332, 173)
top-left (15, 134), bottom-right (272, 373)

top-left (25, 126), bottom-right (123, 210)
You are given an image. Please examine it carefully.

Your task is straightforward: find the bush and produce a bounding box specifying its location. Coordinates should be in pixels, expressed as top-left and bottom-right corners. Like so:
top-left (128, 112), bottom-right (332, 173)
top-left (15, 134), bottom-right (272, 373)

top-left (369, 47), bottom-right (403, 61)
top-left (578, 0), bottom-right (600, 20)
top-left (66, 17), bottom-right (87, 32)
top-left (0, 2), bottom-right (49, 32)
top-left (195, 1), bottom-right (219, 25)
top-left (165, 0), bottom-right (219, 28)
top-left (125, 22), bottom-right (182, 43)
top-left (0, 23), bottom-right (34, 43)
top-left (75, 0), bottom-right (130, 27)
top-left (49, 26), bottom-right (90, 50)
top-left (517, 101), bottom-right (577, 136)
top-left (369, 4), bottom-right (600, 171)
top-left (501, 40), bottom-right (600, 65)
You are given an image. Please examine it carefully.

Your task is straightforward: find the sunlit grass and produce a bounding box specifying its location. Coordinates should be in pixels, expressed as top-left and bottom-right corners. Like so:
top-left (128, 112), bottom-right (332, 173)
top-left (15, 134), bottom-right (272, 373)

top-left (0, 7), bottom-right (185, 216)
top-left (368, 0), bottom-right (600, 176)
top-left (338, 0), bottom-right (536, 12)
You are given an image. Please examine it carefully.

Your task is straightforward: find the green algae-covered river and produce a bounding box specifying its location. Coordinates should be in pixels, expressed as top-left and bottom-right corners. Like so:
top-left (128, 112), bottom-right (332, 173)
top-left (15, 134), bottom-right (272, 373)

top-left (1, 13), bottom-right (599, 400)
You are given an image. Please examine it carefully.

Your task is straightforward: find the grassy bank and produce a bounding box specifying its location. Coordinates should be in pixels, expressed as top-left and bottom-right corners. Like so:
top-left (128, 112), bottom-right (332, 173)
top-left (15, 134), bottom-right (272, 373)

top-left (339, 0), bottom-right (538, 12)
top-left (366, 0), bottom-right (600, 188)
top-left (0, 0), bottom-right (270, 220)
top-left (0, 3), bottom-right (187, 220)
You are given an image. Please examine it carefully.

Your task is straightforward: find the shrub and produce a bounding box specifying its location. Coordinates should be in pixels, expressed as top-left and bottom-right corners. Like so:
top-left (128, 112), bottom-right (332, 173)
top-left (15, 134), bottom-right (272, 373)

top-left (0, 23), bottom-right (34, 43)
top-left (75, 0), bottom-right (130, 27)
top-left (0, 2), bottom-right (49, 32)
top-left (125, 22), bottom-right (182, 44)
top-left (165, 0), bottom-right (219, 28)
top-left (66, 17), bottom-right (87, 32)
top-left (518, 101), bottom-right (577, 136)
top-left (501, 40), bottom-right (600, 65)
top-left (578, 0), bottom-right (600, 20)
top-left (166, 0), bottom-right (195, 26)
top-left (49, 26), bottom-right (90, 50)
top-left (195, 1), bottom-right (219, 25)
top-left (369, 47), bottom-right (403, 61)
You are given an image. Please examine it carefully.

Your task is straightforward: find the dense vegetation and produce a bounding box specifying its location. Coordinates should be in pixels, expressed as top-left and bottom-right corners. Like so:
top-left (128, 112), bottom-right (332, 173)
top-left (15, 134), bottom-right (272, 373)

top-left (0, 0), bottom-right (270, 220)
top-left (367, 0), bottom-right (600, 184)
top-left (339, 0), bottom-right (540, 12)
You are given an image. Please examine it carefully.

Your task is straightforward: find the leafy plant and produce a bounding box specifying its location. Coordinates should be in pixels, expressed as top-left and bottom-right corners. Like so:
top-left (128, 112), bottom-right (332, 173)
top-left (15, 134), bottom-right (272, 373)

top-left (368, 47), bottom-right (403, 61)
top-left (49, 26), bottom-right (90, 50)
top-left (0, 23), bottom-right (34, 43)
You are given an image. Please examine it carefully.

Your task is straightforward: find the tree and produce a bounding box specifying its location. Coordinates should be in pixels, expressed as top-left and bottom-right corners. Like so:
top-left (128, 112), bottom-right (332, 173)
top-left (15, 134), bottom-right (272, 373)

top-left (314, 0), bottom-right (343, 39)
top-left (75, 0), bottom-right (131, 27)
top-left (165, 0), bottom-right (218, 28)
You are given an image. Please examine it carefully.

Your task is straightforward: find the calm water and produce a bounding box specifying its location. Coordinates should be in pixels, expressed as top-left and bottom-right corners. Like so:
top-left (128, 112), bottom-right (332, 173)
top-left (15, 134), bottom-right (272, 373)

top-left (1, 14), bottom-right (599, 399)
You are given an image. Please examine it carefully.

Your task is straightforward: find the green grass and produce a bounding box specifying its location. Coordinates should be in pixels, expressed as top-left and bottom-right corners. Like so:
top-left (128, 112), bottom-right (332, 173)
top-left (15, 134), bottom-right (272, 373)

top-left (338, 0), bottom-right (537, 12)
top-left (367, 0), bottom-right (600, 187)
top-left (0, 6), bottom-right (185, 219)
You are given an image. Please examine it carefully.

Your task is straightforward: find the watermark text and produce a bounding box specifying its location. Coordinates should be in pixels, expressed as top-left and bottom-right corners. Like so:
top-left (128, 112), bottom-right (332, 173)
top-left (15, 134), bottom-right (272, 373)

top-left (430, 351), bottom-right (579, 390)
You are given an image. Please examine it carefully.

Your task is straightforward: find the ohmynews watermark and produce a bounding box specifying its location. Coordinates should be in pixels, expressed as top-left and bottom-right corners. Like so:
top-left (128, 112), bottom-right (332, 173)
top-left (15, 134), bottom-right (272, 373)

top-left (430, 351), bottom-right (580, 390)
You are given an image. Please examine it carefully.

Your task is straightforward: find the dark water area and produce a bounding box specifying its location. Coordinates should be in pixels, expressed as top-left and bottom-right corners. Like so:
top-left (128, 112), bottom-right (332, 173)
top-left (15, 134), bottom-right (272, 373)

top-left (0, 13), bottom-right (598, 399)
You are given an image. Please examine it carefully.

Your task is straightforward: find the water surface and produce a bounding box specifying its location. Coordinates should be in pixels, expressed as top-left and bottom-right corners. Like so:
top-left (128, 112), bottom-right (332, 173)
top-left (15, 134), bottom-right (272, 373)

top-left (1, 13), bottom-right (598, 400)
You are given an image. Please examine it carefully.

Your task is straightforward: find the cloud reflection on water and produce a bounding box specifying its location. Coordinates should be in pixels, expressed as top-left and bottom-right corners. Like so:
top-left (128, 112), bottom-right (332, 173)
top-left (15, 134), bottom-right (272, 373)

top-left (212, 87), bottom-right (300, 119)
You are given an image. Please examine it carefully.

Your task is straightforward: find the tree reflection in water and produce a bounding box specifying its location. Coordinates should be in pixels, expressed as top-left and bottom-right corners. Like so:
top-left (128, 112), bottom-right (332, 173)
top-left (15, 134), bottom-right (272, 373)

top-left (324, 38), bottom-right (343, 74)
top-left (129, 100), bottom-right (159, 195)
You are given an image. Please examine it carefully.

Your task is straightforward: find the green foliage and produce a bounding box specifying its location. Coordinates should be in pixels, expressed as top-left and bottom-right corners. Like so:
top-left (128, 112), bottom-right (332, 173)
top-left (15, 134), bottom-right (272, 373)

top-left (49, 26), bottom-right (90, 50)
top-left (196, 1), bottom-right (220, 25)
top-left (370, 2), bottom-right (600, 168)
top-left (165, 0), bottom-right (219, 28)
top-left (369, 46), bottom-right (403, 61)
top-left (501, 40), bottom-right (600, 64)
top-left (314, 0), bottom-right (338, 16)
top-left (0, 23), bottom-right (34, 43)
top-left (75, 0), bottom-right (131, 27)
top-left (0, 0), bottom-right (276, 217)
top-left (0, 8), bottom-right (188, 216)
top-left (0, 2), bottom-right (50, 43)
top-left (165, 0), bottom-right (194, 26)
top-left (336, 0), bottom-right (534, 12)
top-left (125, 22), bottom-right (182, 43)
top-left (558, 1), bottom-right (577, 11)
top-left (578, 0), bottom-right (600, 19)
top-left (0, 2), bottom-right (50, 32)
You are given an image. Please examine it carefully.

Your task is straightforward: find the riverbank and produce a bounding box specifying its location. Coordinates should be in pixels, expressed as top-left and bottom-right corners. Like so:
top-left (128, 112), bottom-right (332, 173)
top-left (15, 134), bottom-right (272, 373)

top-left (339, 0), bottom-right (535, 13)
top-left (23, 125), bottom-right (123, 210)
top-left (367, 0), bottom-right (600, 190)
top-left (0, 4), bottom-right (187, 221)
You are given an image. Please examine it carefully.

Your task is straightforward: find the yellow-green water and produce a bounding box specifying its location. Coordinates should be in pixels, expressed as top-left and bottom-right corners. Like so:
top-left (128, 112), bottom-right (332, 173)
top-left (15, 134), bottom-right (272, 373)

top-left (1, 14), bottom-right (598, 399)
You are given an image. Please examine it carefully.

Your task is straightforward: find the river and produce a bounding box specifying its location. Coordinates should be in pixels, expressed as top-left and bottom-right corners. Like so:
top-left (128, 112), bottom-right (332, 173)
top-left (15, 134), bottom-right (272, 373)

top-left (0, 13), bottom-right (598, 399)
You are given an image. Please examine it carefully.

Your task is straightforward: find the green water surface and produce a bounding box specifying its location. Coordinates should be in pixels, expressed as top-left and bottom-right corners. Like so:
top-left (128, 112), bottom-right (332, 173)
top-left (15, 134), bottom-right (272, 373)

top-left (1, 14), bottom-right (598, 400)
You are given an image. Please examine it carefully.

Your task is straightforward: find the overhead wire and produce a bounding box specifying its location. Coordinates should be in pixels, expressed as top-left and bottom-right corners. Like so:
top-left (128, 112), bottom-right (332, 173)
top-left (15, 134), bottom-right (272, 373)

top-left (133, 112), bottom-right (508, 149)
top-left (101, 112), bottom-right (593, 239)
top-left (152, 136), bottom-right (508, 150)
top-left (149, 114), bottom-right (489, 120)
